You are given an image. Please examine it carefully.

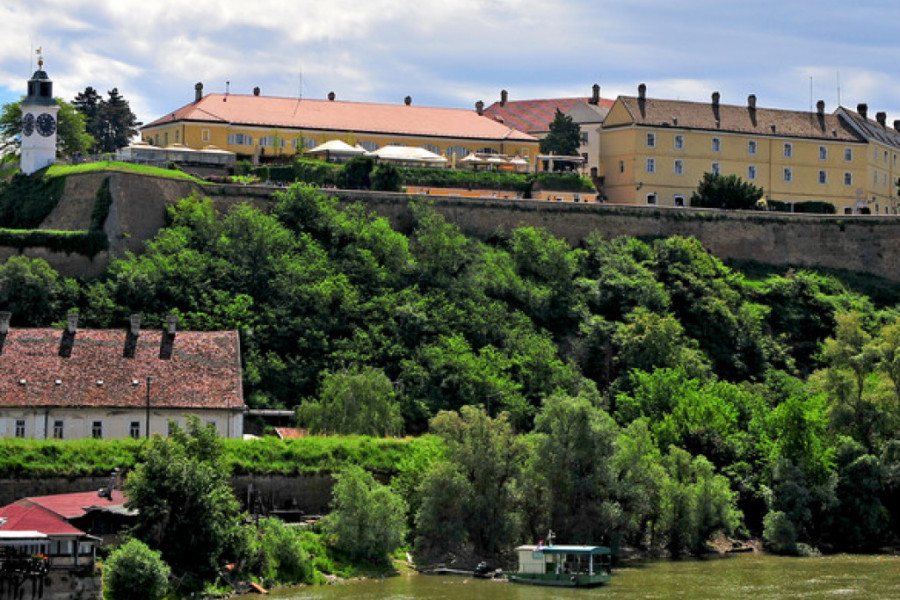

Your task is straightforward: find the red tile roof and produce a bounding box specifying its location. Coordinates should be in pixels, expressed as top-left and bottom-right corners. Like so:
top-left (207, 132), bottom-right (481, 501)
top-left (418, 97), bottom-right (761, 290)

top-left (274, 427), bottom-right (307, 440)
top-left (26, 490), bottom-right (126, 520)
top-left (0, 329), bottom-right (244, 411)
top-left (483, 98), bottom-right (615, 135)
top-left (144, 94), bottom-right (536, 143)
top-left (613, 96), bottom-right (865, 142)
top-left (0, 502), bottom-right (83, 536)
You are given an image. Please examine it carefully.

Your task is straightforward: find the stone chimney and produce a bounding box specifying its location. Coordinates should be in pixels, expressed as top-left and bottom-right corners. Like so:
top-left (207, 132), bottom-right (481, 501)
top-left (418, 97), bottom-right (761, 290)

top-left (894, 120), bottom-right (900, 133)
top-left (817, 100), bottom-right (825, 115)
top-left (712, 91), bottom-right (721, 124)
top-left (123, 314), bottom-right (141, 359)
top-left (327, 91), bottom-right (335, 101)
top-left (59, 312), bottom-right (78, 358)
top-left (858, 103), bottom-right (868, 120)
top-left (194, 82), bottom-right (203, 102)
top-left (253, 86), bottom-right (261, 96)
top-left (475, 100), bottom-right (484, 116)
top-left (877, 111), bottom-right (887, 128)
top-left (590, 84), bottom-right (600, 105)
top-left (501, 89), bottom-right (508, 106)
top-left (638, 83), bottom-right (646, 101)
top-left (404, 96), bottom-right (412, 106)
top-left (160, 314), bottom-right (178, 360)
top-left (748, 94), bottom-right (757, 110)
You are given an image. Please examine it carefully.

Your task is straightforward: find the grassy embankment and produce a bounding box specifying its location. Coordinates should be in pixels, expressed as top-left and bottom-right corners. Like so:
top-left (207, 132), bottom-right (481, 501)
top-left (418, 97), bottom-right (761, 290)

top-left (0, 435), bottom-right (437, 479)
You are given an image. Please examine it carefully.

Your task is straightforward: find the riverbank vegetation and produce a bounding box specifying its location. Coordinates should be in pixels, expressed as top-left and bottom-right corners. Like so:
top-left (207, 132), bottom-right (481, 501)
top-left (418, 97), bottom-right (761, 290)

top-left (5, 181), bottom-right (900, 579)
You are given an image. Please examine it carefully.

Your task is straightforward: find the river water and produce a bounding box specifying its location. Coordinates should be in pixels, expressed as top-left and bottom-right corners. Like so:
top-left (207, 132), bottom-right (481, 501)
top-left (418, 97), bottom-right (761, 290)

top-left (239, 552), bottom-right (900, 600)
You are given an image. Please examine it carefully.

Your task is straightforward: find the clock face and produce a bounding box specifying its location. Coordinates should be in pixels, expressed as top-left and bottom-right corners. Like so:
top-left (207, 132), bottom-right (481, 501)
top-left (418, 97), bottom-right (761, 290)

top-left (36, 113), bottom-right (56, 137)
top-left (21, 113), bottom-right (34, 137)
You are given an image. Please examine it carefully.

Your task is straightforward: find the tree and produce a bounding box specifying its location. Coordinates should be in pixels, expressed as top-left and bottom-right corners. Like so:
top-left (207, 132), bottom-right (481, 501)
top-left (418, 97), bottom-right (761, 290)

top-left (0, 256), bottom-right (69, 326)
top-left (690, 172), bottom-right (764, 210)
top-left (539, 109), bottom-right (581, 157)
top-left (371, 162), bottom-right (402, 191)
top-left (337, 155), bottom-right (375, 189)
top-left (74, 87), bottom-right (141, 153)
top-left (103, 538), bottom-right (170, 600)
top-left (296, 366), bottom-right (404, 436)
top-left (124, 418), bottom-right (245, 577)
top-left (0, 98), bottom-right (93, 157)
top-left (324, 465), bottom-right (407, 563)
top-left (255, 518), bottom-right (315, 584)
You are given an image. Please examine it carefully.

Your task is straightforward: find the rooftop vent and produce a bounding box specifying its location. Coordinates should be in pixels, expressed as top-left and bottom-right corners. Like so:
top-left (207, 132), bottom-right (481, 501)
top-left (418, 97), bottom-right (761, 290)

top-left (404, 95), bottom-right (412, 106)
top-left (18, 378), bottom-right (26, 386)
top-left (55, 379), bottom-right (62, 386)
top-left (327, 91), bottom-right (335, 101)
top-left (96, 379), bottom-right (104, 386)
top-left (253, 86), bottom-right (261, 96)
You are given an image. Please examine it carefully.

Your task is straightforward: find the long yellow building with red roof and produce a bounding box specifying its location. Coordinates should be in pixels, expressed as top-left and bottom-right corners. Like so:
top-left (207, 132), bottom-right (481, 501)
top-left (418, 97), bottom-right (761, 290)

top-left (141, 84), bottom-right (538, 163)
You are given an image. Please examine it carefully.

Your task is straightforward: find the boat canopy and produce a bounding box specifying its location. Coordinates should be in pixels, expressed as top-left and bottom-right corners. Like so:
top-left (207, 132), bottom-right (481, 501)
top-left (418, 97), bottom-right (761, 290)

top-left (516, 545), bottom-right (610, 555)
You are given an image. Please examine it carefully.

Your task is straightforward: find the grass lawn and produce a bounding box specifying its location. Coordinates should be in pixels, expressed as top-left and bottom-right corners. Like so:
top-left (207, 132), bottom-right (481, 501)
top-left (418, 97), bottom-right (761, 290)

top-left (46, 161), bottom-right (203, 182)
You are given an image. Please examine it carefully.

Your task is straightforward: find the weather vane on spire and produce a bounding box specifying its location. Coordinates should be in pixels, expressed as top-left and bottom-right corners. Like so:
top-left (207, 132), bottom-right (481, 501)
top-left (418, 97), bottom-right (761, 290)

top-left (36, 47), bottom-right (43, 68)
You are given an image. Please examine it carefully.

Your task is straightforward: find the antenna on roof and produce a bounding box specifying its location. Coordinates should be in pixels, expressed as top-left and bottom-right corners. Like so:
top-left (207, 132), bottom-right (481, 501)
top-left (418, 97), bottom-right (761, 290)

top-left (292, 70), bottom-right (302, 117)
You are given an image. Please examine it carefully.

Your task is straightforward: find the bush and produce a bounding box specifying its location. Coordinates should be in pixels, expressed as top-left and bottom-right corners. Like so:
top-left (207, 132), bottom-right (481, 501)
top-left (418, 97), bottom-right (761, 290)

top-left (293, 158), bottom-right (341, 186)
top-left (762, 510), bottom-right (798, 554)
top-left (257, 518), bottom-right (316, 584)
top-left (103, 538), bottom-right (170, 600)
top-left (371, 162), bottom-right (402, 192)
top-left (768, 200), bottom-right (837, 214)
top-left (0, 172), bottom-right (67, 228)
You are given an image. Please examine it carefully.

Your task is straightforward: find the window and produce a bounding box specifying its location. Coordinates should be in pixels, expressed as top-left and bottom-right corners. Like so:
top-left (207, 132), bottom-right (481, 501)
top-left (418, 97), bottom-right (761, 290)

top-left (674, 195), bottom-right (685, 207)
top-left (884, 150), bottom-right (889, 163)
top-left (748, 165), bottom-right (757, 180)
top-left (163, 132), bottom-right (168, 146)
top-left (226, 133), bottom-right (253, 146)
top-left (783, 143), bottom-right (793, 158)
top-left (421, 144), bottom-right (441, 155)
top-left (674, 135), bottom-right (684, 150)
top-left (711, 137), bottom-right (721, 152)
top-left (646, 132), bottom-right (656, 147)
top-left (646, 194), bottom-right (657, 205)
top-left (167, 421), bottom-right (177, 437)
top-left (580, 132), bottom-right (589, 145)
top-left (130, 421), bottom-right (141, 439)
top-left (674, 159), bottom-right (684, 175)
top-left (174, 130), bottom-right (179, 143)
top-left (443, 145), bottom-right (466, 157)
top-left (874, 171), bottom-right (879, 185)
top-left (201, 129), bottom-right (210, 143)
top-left (818, 170), bottom-right (827, 184)
top-left (618, 160), bottom-right (625, 174)
top-left (819, 146), bottom-right (827, 160)
top-left (92, 421), bottom-right (103, 439)
top-left (259, 135), bottom-right (284, 148)
top-left (14, 419), bottom-right (25, 438)
top-left (748, 140), bottom-right (757, 155)
top-left (844, 172), bottom-right (853, 186)
top-left (711, 162), bottom-right (721, 175)
top-left (783, 167), bottom-right (792, 182)
top-left (646, 158), bottom-right (655, 173)
top-left (844, 148), bottom-right (853, 161)
top-left (52, 420), bottom-right (64, 440)
top-left (295, 137), bottom-right (317, 150)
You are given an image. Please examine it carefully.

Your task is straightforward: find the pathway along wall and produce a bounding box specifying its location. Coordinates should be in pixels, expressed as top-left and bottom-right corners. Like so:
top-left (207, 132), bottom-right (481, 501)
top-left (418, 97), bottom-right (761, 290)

top-left (332, 192), bottom-right (900, 281)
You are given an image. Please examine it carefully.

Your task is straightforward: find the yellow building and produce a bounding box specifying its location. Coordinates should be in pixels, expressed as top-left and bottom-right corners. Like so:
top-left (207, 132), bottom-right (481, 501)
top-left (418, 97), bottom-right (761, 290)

top-left (597, 85), bottom-right (876, 214)
top-left (141, 84), bottom-right (538, 164)
top-left (836, 105), bottom-right (900, 215)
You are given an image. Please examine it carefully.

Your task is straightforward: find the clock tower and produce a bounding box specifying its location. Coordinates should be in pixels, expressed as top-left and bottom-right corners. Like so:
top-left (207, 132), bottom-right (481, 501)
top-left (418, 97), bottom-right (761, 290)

top-left (20, 52), bottom-right (58, 175)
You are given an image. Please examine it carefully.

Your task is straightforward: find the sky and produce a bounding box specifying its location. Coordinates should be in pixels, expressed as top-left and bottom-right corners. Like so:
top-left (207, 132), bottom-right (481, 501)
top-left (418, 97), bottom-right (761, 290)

top-left (2, 0), bottom-right (900, 128)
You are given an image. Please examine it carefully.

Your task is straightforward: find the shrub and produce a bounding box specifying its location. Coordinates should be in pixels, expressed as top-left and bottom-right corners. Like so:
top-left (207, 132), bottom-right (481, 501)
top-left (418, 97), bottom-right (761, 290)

top-left (257, 518), bottom-right (315, 584)
top-left (103, 538), bottom-right (170, 600)
top-left (762, 510), bottom-right (798, 554)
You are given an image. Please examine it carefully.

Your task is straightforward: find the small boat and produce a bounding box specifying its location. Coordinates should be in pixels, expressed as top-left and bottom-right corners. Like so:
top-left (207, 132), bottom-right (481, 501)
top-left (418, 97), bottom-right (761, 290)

top-left (509, 536), bottom-right (612, 588)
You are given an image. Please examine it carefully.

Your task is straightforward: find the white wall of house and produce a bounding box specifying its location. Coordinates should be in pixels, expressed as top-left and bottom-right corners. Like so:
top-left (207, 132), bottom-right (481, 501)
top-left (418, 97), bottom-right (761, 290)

top-left (0, 408), bottom-right (244, 440)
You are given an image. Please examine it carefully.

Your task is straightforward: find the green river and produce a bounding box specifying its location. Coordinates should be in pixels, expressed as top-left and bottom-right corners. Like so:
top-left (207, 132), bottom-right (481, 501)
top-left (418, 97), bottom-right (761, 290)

top-left (238, 552), bottom-right (900, 599)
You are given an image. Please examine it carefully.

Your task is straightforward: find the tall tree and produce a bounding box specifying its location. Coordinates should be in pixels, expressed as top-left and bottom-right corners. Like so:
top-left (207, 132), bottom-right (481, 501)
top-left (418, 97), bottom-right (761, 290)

top-left (539, 109), bottom-right (581, 157)
top-left (73, 86), bottom-right (141, 153)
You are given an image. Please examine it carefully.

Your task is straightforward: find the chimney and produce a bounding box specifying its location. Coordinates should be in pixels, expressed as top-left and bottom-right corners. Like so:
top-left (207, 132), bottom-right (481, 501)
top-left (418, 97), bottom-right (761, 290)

top-left (476, 100), bottom-right (484, 116)
top-left (327, 91), bottom-right (335, 101)
top-left (194, 82), bottom-right (203, 102)
top-left (253, 86), bottom-right (261, 96)
top-left (748, 94), bottom-right (757, 110)
top-left (59, 311), bottom-right (78, 358)
top-left (590, 84), bottom-right (600, 105)
top-left (638, 83), bottom-right (646, 101)
top-left (858, 103), bottom-right (868, 120)
top-left (66, 312), bottom-right (78, 334)
top-left (160, 314), bottom-right (178, 360)
top-left (877, 112), bottom-right (887, 128)
top-left (712, 91), bottom-right (720, 107)
top-left (894, 120), bottom-right (900, 133)
top-left (404, 95), bottom-right (412, 106)
top-left (817, 100), bottom-right (825, 116)
top-left (501, 89), bottom-right (508, 105)
top-left (123, 314), bottom-right (141, 359)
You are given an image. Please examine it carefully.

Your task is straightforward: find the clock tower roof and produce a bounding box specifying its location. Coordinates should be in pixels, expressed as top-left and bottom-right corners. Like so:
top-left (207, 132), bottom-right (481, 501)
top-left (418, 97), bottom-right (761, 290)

top-left (24, 56), bottom-right (54, 107)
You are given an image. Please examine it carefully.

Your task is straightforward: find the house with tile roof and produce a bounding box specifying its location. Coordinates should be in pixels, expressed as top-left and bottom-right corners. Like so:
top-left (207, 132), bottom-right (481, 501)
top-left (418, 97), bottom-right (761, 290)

top-left (141, 84), bottom-right (538, 167)
top-left (596, 84), bottom-right (874, 212)
top-left (0, 312), bottom-right (245, 440)
top-left (0, 490), bottom-right (127, 570)
top-left (834, 104), bottom-right (900, 215)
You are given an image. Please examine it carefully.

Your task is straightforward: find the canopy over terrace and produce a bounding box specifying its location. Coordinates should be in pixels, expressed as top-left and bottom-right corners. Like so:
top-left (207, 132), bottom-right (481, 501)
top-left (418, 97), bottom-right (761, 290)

top-left (304, 139), bottom-right (366, 163)
top-left (367, 145), bottom-right (449, 166)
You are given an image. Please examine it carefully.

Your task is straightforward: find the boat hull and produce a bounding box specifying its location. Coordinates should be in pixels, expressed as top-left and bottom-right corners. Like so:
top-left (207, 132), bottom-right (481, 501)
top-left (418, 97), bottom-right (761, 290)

top-left (509, 573), bottom-right (610, 588)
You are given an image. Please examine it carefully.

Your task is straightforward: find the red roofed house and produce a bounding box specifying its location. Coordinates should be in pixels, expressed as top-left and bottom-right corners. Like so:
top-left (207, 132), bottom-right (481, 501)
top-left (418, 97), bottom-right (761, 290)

top-left (0, 489), bottom-right (128, 569)
top-left (0, 313), bottom-right (245, 440)
top-left (141, 83), bottom-right (538, 166)
top-left (481, 84), bottom-right (614, 175)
